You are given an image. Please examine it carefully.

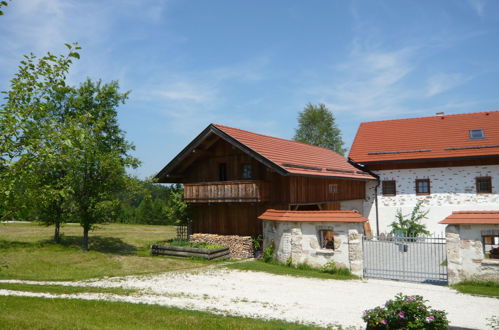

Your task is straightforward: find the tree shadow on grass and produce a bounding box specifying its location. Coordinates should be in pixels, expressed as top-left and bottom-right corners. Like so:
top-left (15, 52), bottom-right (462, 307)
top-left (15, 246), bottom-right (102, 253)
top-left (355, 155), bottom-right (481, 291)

top-left (0, 236), bottom-right (137, 255)
top-left (56, 235), bottom-right (137, 255)
top-left (0, 240), bottom-right (38, 250)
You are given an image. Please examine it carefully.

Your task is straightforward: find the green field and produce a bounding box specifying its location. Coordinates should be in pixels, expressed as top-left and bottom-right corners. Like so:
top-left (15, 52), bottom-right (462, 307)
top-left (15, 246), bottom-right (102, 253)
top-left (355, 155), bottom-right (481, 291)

top-left (0, 222), bottom-right (207, 281)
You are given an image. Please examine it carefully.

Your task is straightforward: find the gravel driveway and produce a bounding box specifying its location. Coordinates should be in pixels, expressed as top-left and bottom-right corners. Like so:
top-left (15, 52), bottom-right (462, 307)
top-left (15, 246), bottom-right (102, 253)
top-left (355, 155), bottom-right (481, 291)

top-left (1, 267), bottom-right (498, 329)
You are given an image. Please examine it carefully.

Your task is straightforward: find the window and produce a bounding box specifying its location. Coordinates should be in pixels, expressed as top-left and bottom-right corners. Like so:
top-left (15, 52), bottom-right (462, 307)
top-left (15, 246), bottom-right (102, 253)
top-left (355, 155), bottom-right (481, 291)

top-left (218, 163), bottom-right (227, 181)
top-left (328, 184), bottom-right (338, 193)
top-left (318, 230), bottom-right (335, 249)
top-left (482, 229), bottom-right (499, 257)
top-left (469, 129), bottom-right (485, 139)
top-left (241, 164), bottom-right (252, 179)
top-left (415, 179), bottom-right (430, 195)
top-left (476, 177), bottom-right (492, 194)
top-left (382, 181), bottom-right (396, 196)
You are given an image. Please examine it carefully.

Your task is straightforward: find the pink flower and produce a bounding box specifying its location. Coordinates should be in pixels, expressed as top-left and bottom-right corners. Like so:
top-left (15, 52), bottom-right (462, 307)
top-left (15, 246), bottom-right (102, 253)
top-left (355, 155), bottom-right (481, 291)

top-left (399, 312), bottom-right (405, 318)
top-left (381, 319), bottom-right (387, 325)
top-left (427, 315), bottom-right (435, 322)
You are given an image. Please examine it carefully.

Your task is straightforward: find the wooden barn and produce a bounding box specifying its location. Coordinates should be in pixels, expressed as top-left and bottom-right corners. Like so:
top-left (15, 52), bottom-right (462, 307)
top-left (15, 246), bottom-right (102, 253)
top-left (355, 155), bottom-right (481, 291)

top-left (156, 124), bottom-right (376, 237)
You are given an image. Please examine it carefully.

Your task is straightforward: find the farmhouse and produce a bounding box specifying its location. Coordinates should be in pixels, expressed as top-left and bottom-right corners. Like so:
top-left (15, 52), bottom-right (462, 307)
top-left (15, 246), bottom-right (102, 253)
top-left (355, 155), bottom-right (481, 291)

top-left (156, 123), bottom-right (375, 237)
top-left (349, 110), bottom-right (499, 235)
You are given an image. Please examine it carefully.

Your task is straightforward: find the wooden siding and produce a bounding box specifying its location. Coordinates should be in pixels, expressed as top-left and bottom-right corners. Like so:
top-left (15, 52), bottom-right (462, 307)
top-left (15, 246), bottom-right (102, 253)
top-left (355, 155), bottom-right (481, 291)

top-left (288, 176), bottom-right (365, 203)
top-left (184, 181), bottom-right (270, 203)
top-left (183, 138), bottom-right (268, 183)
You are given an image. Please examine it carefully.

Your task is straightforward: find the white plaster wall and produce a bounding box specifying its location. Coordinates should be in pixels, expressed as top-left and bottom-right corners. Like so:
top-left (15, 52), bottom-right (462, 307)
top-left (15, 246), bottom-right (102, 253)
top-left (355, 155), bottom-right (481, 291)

top-left (262, 220), bottom-right (364, 275)
top-left (340, 199), bottom-right (364, 213)
top-left (364, 165), bottom-right (499, 235)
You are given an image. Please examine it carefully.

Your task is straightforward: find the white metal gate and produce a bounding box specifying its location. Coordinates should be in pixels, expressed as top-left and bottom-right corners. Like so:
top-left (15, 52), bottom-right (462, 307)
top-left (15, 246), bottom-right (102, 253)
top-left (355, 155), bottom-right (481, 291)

top-left (362, 235), bottom-right (448, 285)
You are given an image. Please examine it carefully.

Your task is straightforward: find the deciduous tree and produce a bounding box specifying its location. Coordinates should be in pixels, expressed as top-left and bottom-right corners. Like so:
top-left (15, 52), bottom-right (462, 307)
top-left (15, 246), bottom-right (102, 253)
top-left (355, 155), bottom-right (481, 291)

top-left (293, 103), bottom-right (346, 155)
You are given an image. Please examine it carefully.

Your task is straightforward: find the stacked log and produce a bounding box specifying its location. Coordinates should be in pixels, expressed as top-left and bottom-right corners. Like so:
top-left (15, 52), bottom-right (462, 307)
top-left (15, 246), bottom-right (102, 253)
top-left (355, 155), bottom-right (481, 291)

top-left (190, 233), bottom-right (254, 259)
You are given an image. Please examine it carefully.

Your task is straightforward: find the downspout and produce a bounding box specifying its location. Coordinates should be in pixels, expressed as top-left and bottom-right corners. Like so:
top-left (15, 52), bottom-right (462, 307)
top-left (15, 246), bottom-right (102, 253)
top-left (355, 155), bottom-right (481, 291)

top-left (373, 178), bottom-right (380, 236)
top-left (348, 158), bottom-right (380, 236)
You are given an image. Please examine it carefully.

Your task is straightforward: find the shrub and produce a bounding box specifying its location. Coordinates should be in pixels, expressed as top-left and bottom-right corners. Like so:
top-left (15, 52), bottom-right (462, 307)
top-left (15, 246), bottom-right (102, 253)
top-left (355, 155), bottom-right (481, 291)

top-left (390, 201), bottom-right (430, 237)
top-left (262, 241), bottom-right (275, 263)
top-left (320, 261), bottom-right (352, 276)
top-left (362, 293), bottom-right (448, 329)
top-left (252, 235), bottom-right (263, 252)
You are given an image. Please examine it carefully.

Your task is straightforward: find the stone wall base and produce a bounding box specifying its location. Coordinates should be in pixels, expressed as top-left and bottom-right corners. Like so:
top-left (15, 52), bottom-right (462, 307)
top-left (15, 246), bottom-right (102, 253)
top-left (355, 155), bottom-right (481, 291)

top-left (190, 233), bottom-right (254, 259)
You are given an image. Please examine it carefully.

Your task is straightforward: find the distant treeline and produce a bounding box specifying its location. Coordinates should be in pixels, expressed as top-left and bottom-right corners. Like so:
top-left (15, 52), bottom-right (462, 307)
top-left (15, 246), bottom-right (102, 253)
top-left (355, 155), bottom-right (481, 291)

top-left (0, 179), bottom-right (190, 226)
top-left (118, 180), bottom-right (190, 226)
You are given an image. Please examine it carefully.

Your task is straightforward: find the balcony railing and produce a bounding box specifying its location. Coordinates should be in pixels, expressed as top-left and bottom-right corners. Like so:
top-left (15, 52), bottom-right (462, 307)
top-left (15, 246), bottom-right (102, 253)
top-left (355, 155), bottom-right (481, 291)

top-left (184, 181), bottom-right (270, 203)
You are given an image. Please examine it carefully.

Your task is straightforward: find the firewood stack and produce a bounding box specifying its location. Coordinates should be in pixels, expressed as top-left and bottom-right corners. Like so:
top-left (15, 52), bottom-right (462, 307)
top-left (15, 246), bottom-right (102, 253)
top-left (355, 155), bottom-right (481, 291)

top-left (189, 233), bottom-right (254, 259)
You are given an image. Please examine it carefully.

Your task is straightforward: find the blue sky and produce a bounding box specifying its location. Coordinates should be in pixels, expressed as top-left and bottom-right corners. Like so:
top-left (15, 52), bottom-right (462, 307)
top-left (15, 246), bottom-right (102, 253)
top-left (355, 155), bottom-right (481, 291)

top-left (1, 0), bottom-right (499, 178)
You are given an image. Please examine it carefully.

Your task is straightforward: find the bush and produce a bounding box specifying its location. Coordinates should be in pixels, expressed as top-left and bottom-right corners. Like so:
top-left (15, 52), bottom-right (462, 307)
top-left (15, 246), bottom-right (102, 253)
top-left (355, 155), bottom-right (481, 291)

top-left (320, 261), bottom-right (352, 276)
top-left (362, 293), bottom-right (448, 329)
top-left (390, 201), bottom-right (430, 237)
top-left (262, 241), bottom-right (275, 263)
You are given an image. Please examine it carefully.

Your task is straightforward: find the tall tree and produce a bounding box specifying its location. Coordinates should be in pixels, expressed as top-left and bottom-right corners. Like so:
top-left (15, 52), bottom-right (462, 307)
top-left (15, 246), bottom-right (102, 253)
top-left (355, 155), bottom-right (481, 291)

top-left (1, 45), bottom-right (139, 250)
top-left (293, 103), bottom-right (347, 155)
top-left (63, 79), bottom-right (140, 250)
top-left (0, 44), bottom-right (80, 243)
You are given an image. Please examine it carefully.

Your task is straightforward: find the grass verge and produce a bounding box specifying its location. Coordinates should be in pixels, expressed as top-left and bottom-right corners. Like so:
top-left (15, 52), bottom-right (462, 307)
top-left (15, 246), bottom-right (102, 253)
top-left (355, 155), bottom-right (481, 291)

top-left (451, 280), bottom-right (499, 297)
top-left (0, 282), bottom-right (137, 296)
top-left (226, 260), bottom-right (358, 280)
top-left (0, 295), bottom-right (324, 329)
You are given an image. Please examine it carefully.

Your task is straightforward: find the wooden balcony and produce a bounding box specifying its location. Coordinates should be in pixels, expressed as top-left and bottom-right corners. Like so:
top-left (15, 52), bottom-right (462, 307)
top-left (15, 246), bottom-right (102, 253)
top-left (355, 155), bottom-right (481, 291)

top-left (184, 181), bottom-right (270, 203)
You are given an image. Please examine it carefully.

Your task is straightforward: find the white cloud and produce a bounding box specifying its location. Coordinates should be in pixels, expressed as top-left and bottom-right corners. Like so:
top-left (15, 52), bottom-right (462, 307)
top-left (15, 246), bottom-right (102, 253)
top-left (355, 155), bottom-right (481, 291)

top-left (468, 0), bottom-right (486, 16)
top-left (426, 73), bottom-right (469, 97)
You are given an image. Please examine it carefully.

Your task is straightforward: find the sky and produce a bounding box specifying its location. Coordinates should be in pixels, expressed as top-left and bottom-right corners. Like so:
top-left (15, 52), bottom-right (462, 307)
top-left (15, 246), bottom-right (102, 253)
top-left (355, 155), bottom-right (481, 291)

top-left (1, 0), bottom-right (499, 178)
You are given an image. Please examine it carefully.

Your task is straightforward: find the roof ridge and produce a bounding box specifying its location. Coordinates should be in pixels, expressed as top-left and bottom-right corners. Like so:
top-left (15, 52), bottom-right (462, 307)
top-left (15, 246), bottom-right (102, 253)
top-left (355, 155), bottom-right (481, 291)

top-left (358, 110), bottom-right (499, 125)
top-left (212, 123), bottom-right (342, 155)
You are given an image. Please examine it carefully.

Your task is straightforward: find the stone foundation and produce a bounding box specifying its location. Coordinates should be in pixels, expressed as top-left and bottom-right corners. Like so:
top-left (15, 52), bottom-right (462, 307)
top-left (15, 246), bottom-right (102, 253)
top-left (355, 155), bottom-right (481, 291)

top-left (189, 233), bottom-right (254, 259)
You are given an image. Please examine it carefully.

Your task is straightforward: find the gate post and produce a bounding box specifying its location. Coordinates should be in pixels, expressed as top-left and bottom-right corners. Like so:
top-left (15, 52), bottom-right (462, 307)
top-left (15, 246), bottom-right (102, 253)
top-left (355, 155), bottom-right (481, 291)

top-left (446, 227), bottom-right (462, 285)
top-left (348, 229), bottom-right (363, 277)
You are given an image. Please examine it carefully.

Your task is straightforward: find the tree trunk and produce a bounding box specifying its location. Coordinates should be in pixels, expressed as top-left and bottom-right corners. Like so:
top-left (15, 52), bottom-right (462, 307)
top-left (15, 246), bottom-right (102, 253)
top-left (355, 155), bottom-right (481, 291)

top-left (82, 226), bottom-right (89, 251)
top-left (54, 222), bottom-right (61, 243)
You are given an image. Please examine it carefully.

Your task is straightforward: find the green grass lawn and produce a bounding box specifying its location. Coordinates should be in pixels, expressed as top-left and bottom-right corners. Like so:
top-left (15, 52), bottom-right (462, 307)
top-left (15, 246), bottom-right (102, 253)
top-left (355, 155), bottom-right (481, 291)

top-left (451, 280), bottom-right (499, 297)
top-left (0, 295), bottom-right (323, 330)
top-left (0, 222), bottom-right (207, 281)
top-left (227, 260), bottom-right (359, 280)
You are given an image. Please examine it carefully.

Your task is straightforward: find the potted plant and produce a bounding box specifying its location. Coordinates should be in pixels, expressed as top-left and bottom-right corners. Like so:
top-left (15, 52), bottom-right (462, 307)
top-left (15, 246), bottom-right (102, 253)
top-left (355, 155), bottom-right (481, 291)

top-left (489, 247), bottom-right (499, 259)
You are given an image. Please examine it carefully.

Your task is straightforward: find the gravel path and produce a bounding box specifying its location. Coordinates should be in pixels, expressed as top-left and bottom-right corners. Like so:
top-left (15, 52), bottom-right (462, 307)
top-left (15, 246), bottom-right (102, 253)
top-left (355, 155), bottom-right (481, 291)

top-left (1, 267), bottom-right (498, 329)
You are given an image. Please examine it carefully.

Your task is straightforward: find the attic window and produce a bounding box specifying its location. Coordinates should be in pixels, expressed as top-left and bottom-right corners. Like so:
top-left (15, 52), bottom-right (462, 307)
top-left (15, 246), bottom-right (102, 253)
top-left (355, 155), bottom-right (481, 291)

top-left (328, 184), bottom-right (338, 193)
top-left (469, 129), bottom-right (485, 140)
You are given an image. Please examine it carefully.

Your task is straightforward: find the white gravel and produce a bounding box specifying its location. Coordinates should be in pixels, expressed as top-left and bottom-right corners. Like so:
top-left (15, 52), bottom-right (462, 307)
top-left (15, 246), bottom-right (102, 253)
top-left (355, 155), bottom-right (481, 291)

top-left (1, 268), bottom-right (498, 329)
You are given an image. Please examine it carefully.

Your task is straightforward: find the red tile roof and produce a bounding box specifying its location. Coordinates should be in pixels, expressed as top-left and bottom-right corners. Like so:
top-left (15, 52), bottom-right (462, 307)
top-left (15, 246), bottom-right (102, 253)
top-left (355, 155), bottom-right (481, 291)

top-left (349, 110), bottom-right (499, 163)
top-left (214, 124), bottom-right (374, 180)
top-left (439, 211), bottom-right (499, 225)
top-left (258, 209), bottom-right (368, 223)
